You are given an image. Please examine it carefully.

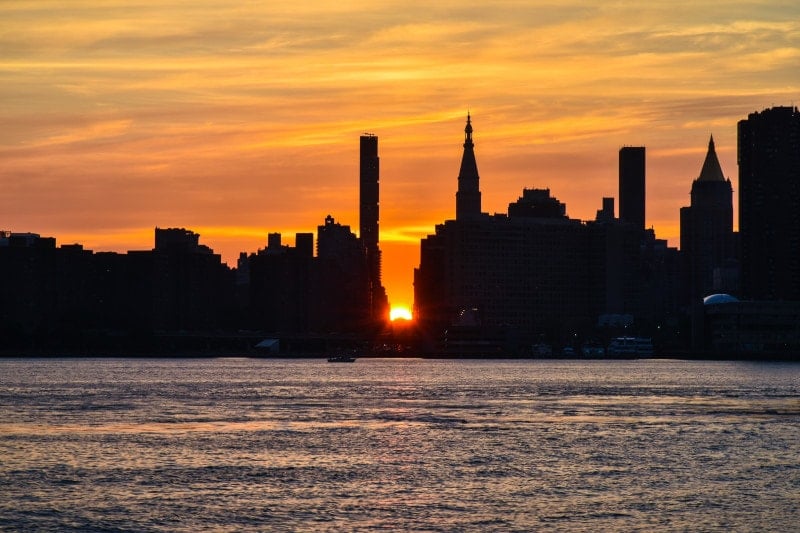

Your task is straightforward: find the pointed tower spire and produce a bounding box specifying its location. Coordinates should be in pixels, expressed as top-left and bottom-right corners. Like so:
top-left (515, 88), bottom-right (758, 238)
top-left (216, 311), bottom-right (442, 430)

top-left (697, 134), bottom-right (726, 182)
top-left (456, 113), bottom-right (481, 220)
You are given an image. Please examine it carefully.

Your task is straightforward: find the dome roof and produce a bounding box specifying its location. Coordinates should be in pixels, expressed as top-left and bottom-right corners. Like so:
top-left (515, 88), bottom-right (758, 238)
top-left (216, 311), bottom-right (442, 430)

top-left (703, 293), bottom-right (739, 305)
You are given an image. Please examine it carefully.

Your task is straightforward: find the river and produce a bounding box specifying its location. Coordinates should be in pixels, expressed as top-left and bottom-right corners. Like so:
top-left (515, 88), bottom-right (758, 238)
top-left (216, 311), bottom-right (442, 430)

top-left (1, 358), bottom-right (798, 531)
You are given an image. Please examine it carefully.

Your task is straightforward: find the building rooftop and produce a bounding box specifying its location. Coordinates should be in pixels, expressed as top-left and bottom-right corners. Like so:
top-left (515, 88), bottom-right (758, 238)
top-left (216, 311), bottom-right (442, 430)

top-left (703, 293), bottom-right (739, 305)
top-left (697, 135), bottom-right (726, 182)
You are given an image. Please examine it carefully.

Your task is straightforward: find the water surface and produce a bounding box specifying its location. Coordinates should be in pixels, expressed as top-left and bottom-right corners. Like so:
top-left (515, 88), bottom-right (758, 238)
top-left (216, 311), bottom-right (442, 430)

top-left (1, 358), bottom-right (798, 531)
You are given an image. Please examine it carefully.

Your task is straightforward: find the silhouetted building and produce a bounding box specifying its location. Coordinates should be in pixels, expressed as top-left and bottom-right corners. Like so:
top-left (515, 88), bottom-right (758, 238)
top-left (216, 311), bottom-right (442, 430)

top-left (314, 215), bottom-right (371, 333)
top-left (415, 120), bottom-right (680, 354)
top-left (455, 113), bottom-right (482, 220)
top-left (359, 134), bottom-right (389, 323)
top-left (638, 229), bottom-right (682, 339)
top-left (595, 197), bottom-right (615, 223)
top-left (360, 134), bottom-right (380, 269)
top-left (147, 227), bottom-right (232, 334)
top-left (155, 227), bottom-right (212, 254)
top-left (91, 251), bottom-right (148, 335)
top-left (701, 295), bottom-right (800, 358)
top-left (416, 204), bottom-right (592, 352)
top-left (586, 198), bottom-right (642, 320)
top-left (0, 232), bottom-right (59, 347)
top-left (248, 232), bottom-right (313, 333)
top-left (0, 227), bottom-right (237, 351)
top-left (295, 232), bottom-right (314, 260)
top-left (738, 106), bottom-right (800, 300)
top-left (417, 120), bottom-right (593, 351)
top-left (147, 228), bottom-right (235, 332)
top-left (243, 134), bottom-right (389, 340)
top-left (619, 146), bottom-right (646, 230)
top-left (680, 136), bottom-right (736, 302)
top-left (0, 234), bottom-right (130, 349)
top-left (588, 201), bottom-right (681, 344)
top-left (0, 231), bottom-right (56, 249)
top-left (507, 188), bottom-right (567, 218)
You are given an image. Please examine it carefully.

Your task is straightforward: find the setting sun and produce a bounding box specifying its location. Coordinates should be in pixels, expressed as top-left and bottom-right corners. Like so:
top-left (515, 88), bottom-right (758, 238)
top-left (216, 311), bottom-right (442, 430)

top-left (390, 306), bottom-right (413, 321)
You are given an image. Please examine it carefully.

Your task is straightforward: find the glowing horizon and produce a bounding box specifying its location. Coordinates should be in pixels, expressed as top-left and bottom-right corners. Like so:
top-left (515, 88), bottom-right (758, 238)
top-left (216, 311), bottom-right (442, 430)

top-left (2, 0), bottom-right (798, 309)
top-left (390, 306), bottom-right (413, 322)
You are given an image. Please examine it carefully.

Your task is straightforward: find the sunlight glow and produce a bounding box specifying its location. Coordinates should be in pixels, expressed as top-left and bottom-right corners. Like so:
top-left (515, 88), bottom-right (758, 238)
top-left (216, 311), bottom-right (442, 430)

top-left (390, 306), bottom-right (413, 321)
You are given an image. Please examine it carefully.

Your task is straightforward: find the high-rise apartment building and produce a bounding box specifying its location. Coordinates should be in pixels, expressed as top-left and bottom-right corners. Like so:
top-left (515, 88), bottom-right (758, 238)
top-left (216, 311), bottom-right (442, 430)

top-left (360, 133), bottom-right (380, 271)
top-left (619, 146), bottom-right (646, 230)
top-left (738, 106), bottom-right (800, 300)
top-left (359, 133), bottom-right (388, 322)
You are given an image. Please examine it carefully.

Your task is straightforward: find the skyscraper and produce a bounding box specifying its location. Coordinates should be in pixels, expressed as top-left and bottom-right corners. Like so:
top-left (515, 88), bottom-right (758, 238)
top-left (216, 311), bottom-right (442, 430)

top-left (359, 133), bottom-right (389, 323)
top-left (359, 133), bottom-right (380, 287)
top-left (738, 106), bottom-right (800, 300)
top-left (679, 136), bottom-right (735, 301)
top-left (619, 146), bottom-right (646, 230)
top-left (455, 113), bottom-right (481, 220)
top-left (316, 215), bottom-right (371, 332)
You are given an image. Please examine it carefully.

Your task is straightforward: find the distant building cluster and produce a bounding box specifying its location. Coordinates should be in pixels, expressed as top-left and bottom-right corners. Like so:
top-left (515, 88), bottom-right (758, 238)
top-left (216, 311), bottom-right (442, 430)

top-left (0, 228), bottom-right (235, 352)
top-left (0, 136), bottom-right (389, 354)
top-left (416, 107), bottom-right (800, 357)
top-left (2, 106), bottom-right (799, 357)
top-left (415, 119), bottom-right (679, 355)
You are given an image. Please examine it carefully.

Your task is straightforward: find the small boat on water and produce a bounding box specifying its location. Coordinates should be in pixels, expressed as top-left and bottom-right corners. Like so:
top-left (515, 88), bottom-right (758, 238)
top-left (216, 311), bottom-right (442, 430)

top-left (606, 336), bottom-right (654, 357)
top-left (327, 355), bottom-right (356, 363)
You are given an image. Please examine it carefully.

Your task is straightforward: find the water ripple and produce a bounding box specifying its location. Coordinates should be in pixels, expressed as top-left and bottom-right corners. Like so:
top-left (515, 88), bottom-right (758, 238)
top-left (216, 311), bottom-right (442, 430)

top-left (1, 358), bottom-right (799, 532)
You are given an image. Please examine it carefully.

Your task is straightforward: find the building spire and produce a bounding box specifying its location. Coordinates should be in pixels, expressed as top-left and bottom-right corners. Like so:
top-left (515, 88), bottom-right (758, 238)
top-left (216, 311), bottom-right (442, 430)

top-left (456, 113), bottom-right (481, 220)
top-left (697, 134), bottom-right (726, 182)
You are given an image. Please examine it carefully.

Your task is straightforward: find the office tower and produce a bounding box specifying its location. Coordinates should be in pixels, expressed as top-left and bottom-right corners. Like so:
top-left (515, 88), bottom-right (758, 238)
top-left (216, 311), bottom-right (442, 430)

top-left (619, 146), bottom-right (646, 229)
top-left (680, 136), bottom-right (735, 300)
top-left (738, 106), bottom-right (800, 300)
top-left (455, 113), bottom-right (482, 220)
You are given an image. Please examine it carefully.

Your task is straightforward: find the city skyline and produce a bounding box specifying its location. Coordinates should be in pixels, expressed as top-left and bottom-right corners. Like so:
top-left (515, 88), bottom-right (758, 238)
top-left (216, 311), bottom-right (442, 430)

top-left (3, 1), bottom-right (799, 309)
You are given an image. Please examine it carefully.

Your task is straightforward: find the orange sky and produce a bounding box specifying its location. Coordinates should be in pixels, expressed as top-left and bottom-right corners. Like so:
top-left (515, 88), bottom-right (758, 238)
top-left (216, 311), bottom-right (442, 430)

top-left (2, 1), bottom-right (798, 310)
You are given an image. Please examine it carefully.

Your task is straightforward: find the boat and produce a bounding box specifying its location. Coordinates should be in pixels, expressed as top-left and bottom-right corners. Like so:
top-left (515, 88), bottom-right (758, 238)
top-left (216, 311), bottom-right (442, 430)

top-left (327, 354), bottom-right (356, 363)
top-left (606, 337), bottom-right (654, 357)
top-left (581, 342), bottom-right (606, 357)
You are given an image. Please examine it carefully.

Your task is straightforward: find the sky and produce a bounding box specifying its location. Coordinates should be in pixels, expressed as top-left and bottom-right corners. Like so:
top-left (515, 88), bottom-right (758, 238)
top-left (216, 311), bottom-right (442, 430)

top-left (2, 1), bottom-right (799, 311)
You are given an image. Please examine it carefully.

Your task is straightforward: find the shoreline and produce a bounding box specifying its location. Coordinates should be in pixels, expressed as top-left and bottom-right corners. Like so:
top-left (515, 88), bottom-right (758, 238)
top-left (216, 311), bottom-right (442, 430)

top-left (1, 351), bottom-right (798, 362)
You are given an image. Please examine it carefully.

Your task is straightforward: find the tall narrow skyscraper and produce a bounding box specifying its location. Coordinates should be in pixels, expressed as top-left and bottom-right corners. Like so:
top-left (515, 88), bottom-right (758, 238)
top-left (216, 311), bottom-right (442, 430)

top-left (359, 133), bottom-right (380, 268)
top-left (679, 135), bottom-right (735, 300)
top-left (456, 114), bottom-right (482, 220)
top-left (359, 133), bottom-right (388, 322)
top-left (619, 146), bottom-right (646, 230)
top-left (738, 106), bottom-right (800, 300)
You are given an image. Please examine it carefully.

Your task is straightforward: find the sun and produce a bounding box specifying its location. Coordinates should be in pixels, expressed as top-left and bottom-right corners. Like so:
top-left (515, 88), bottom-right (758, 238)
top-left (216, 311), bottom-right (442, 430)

top-left (390, 306), bottom-right (413, 321)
